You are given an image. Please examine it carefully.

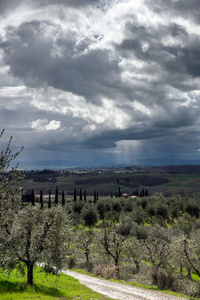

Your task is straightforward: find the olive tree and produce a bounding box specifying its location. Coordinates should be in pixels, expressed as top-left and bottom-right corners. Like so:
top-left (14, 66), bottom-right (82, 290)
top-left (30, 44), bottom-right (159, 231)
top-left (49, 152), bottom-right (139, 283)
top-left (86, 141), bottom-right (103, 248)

top-left (0, 129), bottom-right (24, 214)
top-left (98, 223), bottom-right (127, 271)
top-left (141, 224), bottom-right (172, 271)
top-left (81, 206), bottom-right (98, 227)
top-left (75, 228), bottom-right (94, 264)
top-left (182, 229), bottom-right (200, 278)
top-left (1, 205), bottom-right (69, 285)
top-left (0, 131), bottom-right (69, 285)
top-left (170, 234), bottom-right (192, 279)
top-left (123, 236), bottom-right (144, 272)
top-left (0, 129), bottom-right (24, 258)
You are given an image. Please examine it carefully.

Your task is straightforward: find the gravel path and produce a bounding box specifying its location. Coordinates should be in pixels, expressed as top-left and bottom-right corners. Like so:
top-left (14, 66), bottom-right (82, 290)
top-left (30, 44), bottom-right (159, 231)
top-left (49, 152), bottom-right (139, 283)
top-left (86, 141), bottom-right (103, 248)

top-left (63, 270), bottom-right (187, 300)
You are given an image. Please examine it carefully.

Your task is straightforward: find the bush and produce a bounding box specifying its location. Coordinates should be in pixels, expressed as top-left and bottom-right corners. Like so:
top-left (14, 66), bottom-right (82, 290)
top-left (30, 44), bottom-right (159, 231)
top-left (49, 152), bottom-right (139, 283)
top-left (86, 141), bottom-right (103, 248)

top-left (81, 207), bottom-right (98, 227)
top-left (97, 201), bottom-right (106, 220)
top-left (184, 281), bottom-right (200, 298)
top-left (93, 264), bottom-right (118, 279)
top-left (132, 207), bottom-right (144, 225)
top-left (42, 264), bottom-right (57, 275)
top-left (73, 201), bottom-right (85, 214)
top-left (86, 261), bottom-right (94, 272)
top-left (156, 204), bottom-right (169, 221)
top-left (112, 200), bottom-right (122, 212)
top-left (151, 269), bottom-right (177, 291)
top-left (68, 256), bottom-right (76, 269)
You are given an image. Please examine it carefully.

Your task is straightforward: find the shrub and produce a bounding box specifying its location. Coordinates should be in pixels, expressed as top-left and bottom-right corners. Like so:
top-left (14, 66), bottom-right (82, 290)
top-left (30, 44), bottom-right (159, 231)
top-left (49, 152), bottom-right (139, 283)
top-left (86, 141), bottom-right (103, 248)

top-left (81, 207), bottom-right (98, 227)
top-left (42, 264), bottom-right (57, 275)
top-left (86, 261), bottom-right (94, 272)
top-left (93, 264), bottom-right (118, 279)
top-left (151, 269), bottom-right (177, 291)
top-left (184, 281), bottom-right (200, 298)
top-left (68, 256), bottom-right (76, 269)
top-left (73, 201), bottom-right (85, 214)
top-left (97, 201), bottom-right (106, 220)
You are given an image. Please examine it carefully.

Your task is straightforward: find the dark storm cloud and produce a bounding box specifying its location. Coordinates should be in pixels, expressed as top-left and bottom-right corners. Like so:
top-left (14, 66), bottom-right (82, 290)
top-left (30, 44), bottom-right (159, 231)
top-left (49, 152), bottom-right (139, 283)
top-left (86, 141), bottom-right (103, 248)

top-left (116, 22), bottom-right (152, 59)
top-left (165, 42), bottom-right (200, 77)
top-left (1, 0), bottom-right (200, 166)
top-left (146, 0), bottom-right (200, 23)
top-left (34, 0), bottom-right (99, 7)
top-left (0, 0), bottom-right (23, 16)
top-left (0, 0), bottom-right (99, 16)
top-left (82, 104), bottom-right (200, 150)
top-left (116, 18), bottom-right (200, 79)
top-left (0, 20), bottom-right (122, 102)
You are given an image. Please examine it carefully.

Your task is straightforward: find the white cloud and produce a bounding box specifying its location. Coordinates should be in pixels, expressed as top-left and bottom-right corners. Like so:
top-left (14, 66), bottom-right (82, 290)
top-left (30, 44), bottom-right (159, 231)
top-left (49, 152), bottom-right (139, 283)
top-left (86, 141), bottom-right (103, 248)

top-left (31, 119), bottom-right (61, 131)
top-left (31, 87), bottom-right (132, 131)
top-left (45, 120), bottom-right (61, 130)
top-left (31, 119), bottom-right (48, 130)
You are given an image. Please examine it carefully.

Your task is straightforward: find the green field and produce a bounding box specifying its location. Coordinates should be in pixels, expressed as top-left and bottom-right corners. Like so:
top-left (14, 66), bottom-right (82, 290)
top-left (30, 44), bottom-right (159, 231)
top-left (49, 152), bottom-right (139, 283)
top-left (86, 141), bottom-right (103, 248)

top-left (21, 171), bottom-right (200, 197)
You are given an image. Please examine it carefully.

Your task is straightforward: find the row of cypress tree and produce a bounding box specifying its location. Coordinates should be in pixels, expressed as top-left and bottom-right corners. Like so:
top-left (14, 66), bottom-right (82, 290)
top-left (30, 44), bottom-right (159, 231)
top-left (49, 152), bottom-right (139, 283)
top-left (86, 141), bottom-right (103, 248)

top-left (22, 186), bottom-right (149, 208)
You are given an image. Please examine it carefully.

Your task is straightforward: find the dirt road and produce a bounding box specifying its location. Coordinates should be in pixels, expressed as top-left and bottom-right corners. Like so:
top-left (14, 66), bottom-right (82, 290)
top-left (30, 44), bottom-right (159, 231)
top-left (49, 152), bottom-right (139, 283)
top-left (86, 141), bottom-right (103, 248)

top-left (63, 270), bottom-right (187, 300)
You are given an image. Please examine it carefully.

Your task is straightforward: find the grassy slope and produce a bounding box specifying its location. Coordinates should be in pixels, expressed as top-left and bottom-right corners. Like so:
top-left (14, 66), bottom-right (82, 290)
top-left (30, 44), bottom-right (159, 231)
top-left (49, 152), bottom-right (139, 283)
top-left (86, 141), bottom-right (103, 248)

top-left (0, 267), bottom-right (112, 300)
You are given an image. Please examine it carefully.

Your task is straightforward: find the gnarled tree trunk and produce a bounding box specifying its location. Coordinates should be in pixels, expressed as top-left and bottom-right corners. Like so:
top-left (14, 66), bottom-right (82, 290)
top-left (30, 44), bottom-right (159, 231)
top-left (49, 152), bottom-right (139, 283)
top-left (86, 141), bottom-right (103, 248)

top-left (27, 263), bottom-right (34, 285)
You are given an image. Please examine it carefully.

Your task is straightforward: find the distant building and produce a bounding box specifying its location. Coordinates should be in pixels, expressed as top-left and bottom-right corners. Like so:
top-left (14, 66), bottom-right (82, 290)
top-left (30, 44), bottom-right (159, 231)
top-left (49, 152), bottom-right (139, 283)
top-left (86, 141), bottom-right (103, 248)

top-left (122, 193), bottom-right (130, 199)
top-left (122, 193), bottom-right (137, 199)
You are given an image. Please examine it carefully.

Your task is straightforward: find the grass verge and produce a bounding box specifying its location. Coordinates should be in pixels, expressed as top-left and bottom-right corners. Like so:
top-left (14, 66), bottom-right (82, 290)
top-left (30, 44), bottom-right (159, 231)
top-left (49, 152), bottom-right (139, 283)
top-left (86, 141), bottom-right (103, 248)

top-left (0, 266), bottom-right (112, 300)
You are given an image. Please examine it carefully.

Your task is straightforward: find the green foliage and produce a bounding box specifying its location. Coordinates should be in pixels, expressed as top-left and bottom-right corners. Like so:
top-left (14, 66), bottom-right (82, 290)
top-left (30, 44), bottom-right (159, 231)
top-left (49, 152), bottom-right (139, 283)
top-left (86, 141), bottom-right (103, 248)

top-left (98, 224), bottom-right (127, 268)
top-left (75, 229), bottom-right (95, 264)
top-left (156, 204), bottom-right (170, 221)
top-left (112, 199), bottom-right (121, 212)
top-left (123, 198), bottom-right (134, 212)
top-left (185, 202), bottom-right (200, 218)
top-left (97, 200), bottom-right (106, 220)
top-left (0, 205), bottom-right (69, 284)
top-left (73, 201), bottom-right (85, 214)
top-left (0, 130), bottom-right (24, 216)
top-left (81, 206), bottom-right (98, 227)
top-left (117, 217), bottom-right (133, 236)
top-left (67, 256), bottom-right (76, 269)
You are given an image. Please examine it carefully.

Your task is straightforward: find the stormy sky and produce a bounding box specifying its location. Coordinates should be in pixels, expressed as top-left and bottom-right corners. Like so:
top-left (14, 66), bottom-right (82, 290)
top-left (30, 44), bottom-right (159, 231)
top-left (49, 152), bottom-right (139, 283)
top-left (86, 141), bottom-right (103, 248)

top-left (1, 0), bottom-right (200, 168)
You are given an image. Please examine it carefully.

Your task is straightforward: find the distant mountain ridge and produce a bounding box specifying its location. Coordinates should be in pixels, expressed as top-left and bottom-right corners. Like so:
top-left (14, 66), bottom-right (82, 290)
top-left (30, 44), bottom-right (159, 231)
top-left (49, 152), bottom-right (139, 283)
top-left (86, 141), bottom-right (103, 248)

top-left (17, 158), bottom-right (200, 170)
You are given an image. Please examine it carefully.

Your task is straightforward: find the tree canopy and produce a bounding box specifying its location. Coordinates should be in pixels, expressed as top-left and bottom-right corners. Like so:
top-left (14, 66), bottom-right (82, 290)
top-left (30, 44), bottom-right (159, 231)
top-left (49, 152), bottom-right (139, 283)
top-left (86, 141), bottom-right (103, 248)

top-left (0, 130), bottom-right (69, 285)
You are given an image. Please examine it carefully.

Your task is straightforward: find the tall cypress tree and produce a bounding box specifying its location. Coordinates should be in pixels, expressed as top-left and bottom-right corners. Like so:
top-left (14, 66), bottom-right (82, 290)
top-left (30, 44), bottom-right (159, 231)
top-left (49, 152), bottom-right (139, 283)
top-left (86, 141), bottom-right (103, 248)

top-left (55, 186), bottom-right (58, 205)
top-left (79, 188), bottom-right (82, 201)
top-left (94, 190), bottom-right (97, 203)
top-left (31, 190), bottom-right (35, 206)
top-left (40, 189), bottom-right (43, 208)
top-left (142, 189), bottom-right (145, 197)
top-left (84, 189), bottom-right (87, 202)
top-left (62, 190), bottom-right (65, 206)
top-left (21, 189), bottom-right (24, 204)
top-left (74, 188), bottom-right (77, 202)
top-left (48, 190), bottom-right (51, 208)
top-left (118, 186), bottom-right (121, 197)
